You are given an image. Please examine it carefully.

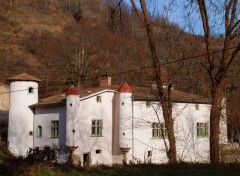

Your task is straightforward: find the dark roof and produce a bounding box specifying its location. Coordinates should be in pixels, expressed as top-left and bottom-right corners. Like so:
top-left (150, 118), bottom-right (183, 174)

top-left (31, 85), bottom-right (210, 108)
top-left (7, 73), bottom-right (41, 82)
top-left (30, 93), bottom-right (66, 108)
top-left (132, 86), bottom-right (210, 104)
top-left (30, 85), bottom-right (119, 108)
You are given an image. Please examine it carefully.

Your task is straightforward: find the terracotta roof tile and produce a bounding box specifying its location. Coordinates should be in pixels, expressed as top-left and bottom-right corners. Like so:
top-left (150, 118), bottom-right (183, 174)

top-left (66, 85), bottom-right (80, 96)
top-left (31, 85), bottom-right (210, 108)
top-left (7, 73), bottom-right (41, 82)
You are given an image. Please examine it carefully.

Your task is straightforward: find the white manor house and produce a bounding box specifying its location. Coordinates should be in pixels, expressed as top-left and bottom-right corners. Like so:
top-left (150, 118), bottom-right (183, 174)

top-left (6, 73), bottom-right (227, 165)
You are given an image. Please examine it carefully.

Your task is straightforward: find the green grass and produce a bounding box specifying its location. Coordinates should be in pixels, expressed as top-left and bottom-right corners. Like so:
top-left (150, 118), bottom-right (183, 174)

top-left (1, 160), bottom-right (240, 176)
top-left (0, 144), bottom-right (239, 176)
top-left (34, 164), bottom-right (240, 176)
top-left (0, 150), bottom-right (6, 158)
top-left (222, 148), bottom-right (240, 155)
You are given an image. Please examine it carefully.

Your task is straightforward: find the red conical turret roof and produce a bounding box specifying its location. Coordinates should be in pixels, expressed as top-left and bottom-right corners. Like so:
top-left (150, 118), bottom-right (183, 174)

top-left (119, 83), bottom-right (132, 93)
top-left (66, 85), bottom-right (80, 96)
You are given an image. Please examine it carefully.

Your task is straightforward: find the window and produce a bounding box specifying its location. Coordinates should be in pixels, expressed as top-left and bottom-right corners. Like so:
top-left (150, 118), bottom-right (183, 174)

top-left (92, 120), bottom-right (102, 136)
top-left (37, 126), bottom-right (42, 137)
top-left (51, 121), bottom-right (59, 138)
top-left (148, 150), bottom-right (152, 157)
top-left (29, 131), bottom-right (33, 136)
top-left (146, 101), bottom-right (151, 108)
top-left (28, 87), bottom-right (34, 93)
top-left (197, 123), bottom-right (208, 138)
top-left (96, 149), bottom-right (101, 154)
top-left (96, 96), bottom-right (101, 103)
top-left (195, 104), bottom-right (199, 110)
top-left (152, 123), bottom-right (167, 138)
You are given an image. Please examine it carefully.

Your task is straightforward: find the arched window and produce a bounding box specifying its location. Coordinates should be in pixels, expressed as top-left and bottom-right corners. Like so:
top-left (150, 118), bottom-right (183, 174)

top-left (37, 126), bottom-right (42, 137)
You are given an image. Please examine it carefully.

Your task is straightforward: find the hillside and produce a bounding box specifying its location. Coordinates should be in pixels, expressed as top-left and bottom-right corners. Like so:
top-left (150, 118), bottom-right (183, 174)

top-left (0, 0), bottom-right (214, 98)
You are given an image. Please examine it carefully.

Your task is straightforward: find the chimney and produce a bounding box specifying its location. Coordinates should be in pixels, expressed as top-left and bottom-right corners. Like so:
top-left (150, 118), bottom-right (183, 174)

top-left (99, 75), bottom-right (111, 87)
top-left (151, 82), bottom-right (174, 90)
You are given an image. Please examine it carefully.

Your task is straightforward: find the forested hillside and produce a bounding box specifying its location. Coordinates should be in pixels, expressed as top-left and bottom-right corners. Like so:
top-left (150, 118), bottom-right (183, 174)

top-left (0, 0), bottom-right (214, 98)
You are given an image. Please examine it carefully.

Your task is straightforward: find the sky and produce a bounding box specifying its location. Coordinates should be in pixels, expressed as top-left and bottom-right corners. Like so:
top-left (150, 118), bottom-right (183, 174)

top-left (124, 0), bottom-right (229, 36)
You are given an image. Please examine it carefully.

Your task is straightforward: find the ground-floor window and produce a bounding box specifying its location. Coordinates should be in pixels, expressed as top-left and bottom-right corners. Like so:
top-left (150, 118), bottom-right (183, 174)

top-left (51, 121), bottom-right (59, 138)
top-left (37, 125), bottom-right (42, 137)
top-left (152, 123), bottom-right (167, 138)
top-left (197, 122), bottom-right (208, 138)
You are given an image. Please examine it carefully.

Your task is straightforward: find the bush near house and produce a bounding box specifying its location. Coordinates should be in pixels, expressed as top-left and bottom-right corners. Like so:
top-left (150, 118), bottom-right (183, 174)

top-left (0, 144), bottom-right (240, 176)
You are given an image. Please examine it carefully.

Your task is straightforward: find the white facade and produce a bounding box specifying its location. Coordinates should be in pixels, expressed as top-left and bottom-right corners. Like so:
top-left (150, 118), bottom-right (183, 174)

top-left (7, 74), bottom-right (227, 165)
top-left (33, 106), bottom-right (66, 149)
top-left (8, 81), bottom-right (39, 156)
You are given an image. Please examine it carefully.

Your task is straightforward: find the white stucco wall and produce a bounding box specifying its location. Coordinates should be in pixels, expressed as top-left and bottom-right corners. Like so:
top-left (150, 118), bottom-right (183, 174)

top-left (119, 92), bottom-right (132, 150)
top-left (219, 98), bottom-right (228, 145)
top-left (8, 81), bottom-right (38, 156)
top-left (73, 91), bottom-right (115, 165)
top-left (113, 100), bottom-right (212, 164)
top-left (33, 106), bottom-right (66, 149)
top-left (66, 95), bottom-right (80, 147)
top-left (29, 89), bottom-right (227, 165)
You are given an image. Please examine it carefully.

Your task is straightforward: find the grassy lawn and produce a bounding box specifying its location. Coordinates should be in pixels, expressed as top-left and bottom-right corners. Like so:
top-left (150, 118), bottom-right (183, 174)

top-left (28, 164), bottom-right (240, 176)
top-left (0, 145), bottom-right (240, 176)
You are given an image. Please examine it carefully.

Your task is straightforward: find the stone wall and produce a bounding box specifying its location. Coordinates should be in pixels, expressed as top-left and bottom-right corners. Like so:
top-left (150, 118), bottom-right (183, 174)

top-left (0, 83), bottom-right (9, 110)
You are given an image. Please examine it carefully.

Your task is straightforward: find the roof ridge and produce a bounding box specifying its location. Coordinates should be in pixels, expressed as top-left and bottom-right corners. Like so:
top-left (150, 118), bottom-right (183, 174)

top-left (7, 73), bottom-right (41, 82)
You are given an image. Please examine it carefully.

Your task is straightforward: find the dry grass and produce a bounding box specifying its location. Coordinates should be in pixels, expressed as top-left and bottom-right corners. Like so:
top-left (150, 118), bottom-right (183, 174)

top-left (1, 144), bottom-right (240, 176)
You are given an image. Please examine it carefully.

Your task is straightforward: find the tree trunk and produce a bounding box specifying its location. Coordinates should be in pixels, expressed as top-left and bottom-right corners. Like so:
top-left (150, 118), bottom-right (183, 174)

top-left (163, 102), bottom-right (176, 164)
top-left (130, 0), bottom-right (177, 164)
top-left (210, 82), bottom-right (225, 164)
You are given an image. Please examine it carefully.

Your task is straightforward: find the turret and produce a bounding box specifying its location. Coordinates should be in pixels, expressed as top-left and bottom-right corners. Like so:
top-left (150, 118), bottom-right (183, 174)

top-left (66, 85), bottom-right (80, 165)
top-left (118, 83), bottom-right (132, 162)
top-left (7, 73), bottom-right (41, 156)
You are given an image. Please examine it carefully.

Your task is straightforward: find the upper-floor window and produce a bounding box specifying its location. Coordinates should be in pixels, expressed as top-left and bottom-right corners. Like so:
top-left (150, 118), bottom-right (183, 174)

top-left (51, 121), bottom-right (59, 138)
top-left (91, 120), bottom-right (102, 137)
top-left (146, 101), bottom-right (151, 108)
top-left (197, 123), bottom-right (208, 138)
top-left (37, 125), bottom-right (42, 138)
top-left (152, 123), bottom-right (167, 138)
top-left (195, 104), bottom-right (199, 110)
top-left (28, 87), bottom-right (34, 94)
top-left (96, 96), bottom-right (101, 103)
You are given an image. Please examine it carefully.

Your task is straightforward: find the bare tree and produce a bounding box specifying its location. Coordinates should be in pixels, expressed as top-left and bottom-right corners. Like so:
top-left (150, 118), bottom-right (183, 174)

top-left (194, 0), bottom-right (240, 164)
top-left (130, 0), bottom-right (177, 164)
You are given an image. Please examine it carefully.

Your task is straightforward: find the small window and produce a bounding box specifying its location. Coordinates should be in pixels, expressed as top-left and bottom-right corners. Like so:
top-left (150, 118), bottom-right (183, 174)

top-left (37, 126), bottom-right (42, 137)
top-left (51, 121), bottom-right (59, 138)
top-left (146, 101), bottom-right (151, 108)
top-left (91, 120), bottom-right (102, 137)
top-left (195, 104), bottom-right (199, 110)
top-left (122, 102), bottom-right (124, 105)
top-left (96, 96), bottom-right (101, 103)
top-left (70, 103), bottom-right (73, 107)
top-left (29, 131), bottom-right (33, 136)
top-left (148, 151), bottom-right (152, 157)
top-left (96, 149), bottom-right (101, 154)
top-left (152, 123), bottom-right (167, 138)
top-left (28, 87), bottom-right (34, 93)
top-left (197, 123), bottom-right (208, 138)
